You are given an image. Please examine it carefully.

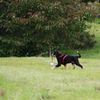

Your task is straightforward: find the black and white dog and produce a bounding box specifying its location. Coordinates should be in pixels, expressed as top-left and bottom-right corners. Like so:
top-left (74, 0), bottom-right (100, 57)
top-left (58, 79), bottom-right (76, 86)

top-left (53, 51), bottom-right (83, 69)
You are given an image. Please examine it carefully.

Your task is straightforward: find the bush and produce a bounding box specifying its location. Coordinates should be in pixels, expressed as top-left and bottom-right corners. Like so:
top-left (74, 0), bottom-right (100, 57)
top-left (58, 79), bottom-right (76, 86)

top-left (69, 32), bottom-right (96, 49)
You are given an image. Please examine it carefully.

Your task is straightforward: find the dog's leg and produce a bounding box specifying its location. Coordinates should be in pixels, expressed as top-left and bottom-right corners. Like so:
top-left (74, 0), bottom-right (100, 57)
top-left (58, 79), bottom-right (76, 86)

top-left (55, 58), bottom-right (61, 68)
top-left (64, 64), bottom-right (67, 69)
top-left (74, 59), bottom-right (83, 69)
top-left (72, 64), bottom-right (75, 69)
top-left (76, 63), bottom-right (83, 69)
top-left (56, 63), bottom-right (61, 67)
top-left (71, 62), bottom-right (75, 69)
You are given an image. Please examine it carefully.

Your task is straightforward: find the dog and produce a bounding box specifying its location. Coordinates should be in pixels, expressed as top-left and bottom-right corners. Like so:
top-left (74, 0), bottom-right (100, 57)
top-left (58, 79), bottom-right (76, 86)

top-left (53, 51), bottom-right (83, 69)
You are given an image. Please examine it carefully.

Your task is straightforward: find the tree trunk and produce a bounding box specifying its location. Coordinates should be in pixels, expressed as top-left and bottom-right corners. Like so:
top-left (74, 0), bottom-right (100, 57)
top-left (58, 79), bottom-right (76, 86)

top-left (48, 44), bottom-right (52, 57)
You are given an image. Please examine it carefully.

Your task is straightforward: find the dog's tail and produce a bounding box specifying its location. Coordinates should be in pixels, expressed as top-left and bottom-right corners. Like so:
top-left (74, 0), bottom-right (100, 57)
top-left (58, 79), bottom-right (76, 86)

top-left (77, 51), bottom-right (81, 58)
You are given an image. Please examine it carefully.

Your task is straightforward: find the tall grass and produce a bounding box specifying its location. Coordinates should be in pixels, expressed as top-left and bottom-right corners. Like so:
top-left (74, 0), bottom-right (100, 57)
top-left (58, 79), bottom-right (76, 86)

top-left (0, 23), bottom-right (100, 100)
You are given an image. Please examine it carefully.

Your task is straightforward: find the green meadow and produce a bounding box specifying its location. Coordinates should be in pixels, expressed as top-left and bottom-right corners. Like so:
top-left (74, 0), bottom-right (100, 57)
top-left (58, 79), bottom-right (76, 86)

top-left (0, 23), bottom-right (100, 100)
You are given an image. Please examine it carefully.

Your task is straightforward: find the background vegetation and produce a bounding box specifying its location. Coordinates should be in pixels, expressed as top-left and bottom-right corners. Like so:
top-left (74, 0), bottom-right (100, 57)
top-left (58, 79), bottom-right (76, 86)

top-left (0, 0), bottom-right (99, 56)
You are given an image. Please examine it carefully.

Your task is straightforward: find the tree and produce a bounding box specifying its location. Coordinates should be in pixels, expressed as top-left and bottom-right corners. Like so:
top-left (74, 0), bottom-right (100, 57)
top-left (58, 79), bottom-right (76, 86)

top-left (0, 0), bottom-right (98, 56)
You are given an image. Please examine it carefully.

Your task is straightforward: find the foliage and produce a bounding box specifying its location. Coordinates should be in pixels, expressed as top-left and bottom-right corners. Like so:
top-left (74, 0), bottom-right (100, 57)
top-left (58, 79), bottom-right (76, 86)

top-left (0, 0), bottom-right (99, 56)
top-left (82, 0), bottom-right (96, 3)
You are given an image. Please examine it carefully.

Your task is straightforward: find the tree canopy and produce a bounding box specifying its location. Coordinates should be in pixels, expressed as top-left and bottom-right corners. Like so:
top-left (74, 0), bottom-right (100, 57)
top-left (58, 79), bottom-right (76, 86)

top-left (0, 0), bottom-right (99, 56)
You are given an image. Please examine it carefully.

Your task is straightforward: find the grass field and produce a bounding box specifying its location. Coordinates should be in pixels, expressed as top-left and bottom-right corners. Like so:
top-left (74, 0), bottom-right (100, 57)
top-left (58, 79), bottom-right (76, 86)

top-left (0, 23), bottom-right (100, 100)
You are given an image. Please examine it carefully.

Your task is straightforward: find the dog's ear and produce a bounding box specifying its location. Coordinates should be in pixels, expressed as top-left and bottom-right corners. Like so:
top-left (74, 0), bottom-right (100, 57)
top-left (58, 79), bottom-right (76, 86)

top-left (53, 50), bottom-right (59, 55)
top-left (53, 51), bottom-right (56, 55)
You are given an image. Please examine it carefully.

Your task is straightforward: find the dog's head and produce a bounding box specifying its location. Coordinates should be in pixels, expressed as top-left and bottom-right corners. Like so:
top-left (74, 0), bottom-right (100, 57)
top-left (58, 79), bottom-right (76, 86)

top-left (53, 51), bottom-right (61, 56)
